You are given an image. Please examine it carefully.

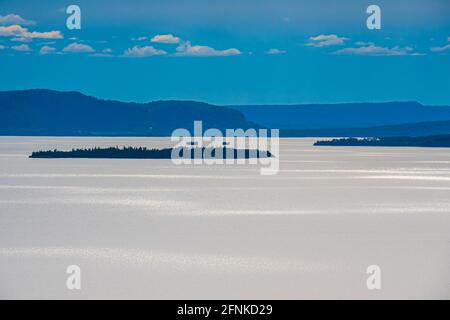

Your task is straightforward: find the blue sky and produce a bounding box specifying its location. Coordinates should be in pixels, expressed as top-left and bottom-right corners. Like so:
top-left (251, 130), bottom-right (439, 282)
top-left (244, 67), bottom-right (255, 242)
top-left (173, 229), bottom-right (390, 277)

top-left (0, 0), bottom-right (449, 105)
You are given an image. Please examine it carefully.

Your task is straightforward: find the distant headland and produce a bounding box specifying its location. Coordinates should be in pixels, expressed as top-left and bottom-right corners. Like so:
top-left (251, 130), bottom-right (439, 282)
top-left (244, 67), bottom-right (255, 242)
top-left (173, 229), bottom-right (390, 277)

top-left (2, 89), bottom-right (450, 138)
top-left (314, 134), bottom-right (450, 148)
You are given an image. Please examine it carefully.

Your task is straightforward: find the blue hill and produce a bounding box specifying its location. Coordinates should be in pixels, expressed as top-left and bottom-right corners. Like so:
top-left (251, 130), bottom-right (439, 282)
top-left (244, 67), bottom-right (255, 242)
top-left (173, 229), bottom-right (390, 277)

top-left (2, 89), bottom-right (450, 137)
top-left (231, 102), bottom-right (450, 129)
top-left (281, 120), bottom-right (450, 137)
top-left (0, 89), bottom-right (257, 136)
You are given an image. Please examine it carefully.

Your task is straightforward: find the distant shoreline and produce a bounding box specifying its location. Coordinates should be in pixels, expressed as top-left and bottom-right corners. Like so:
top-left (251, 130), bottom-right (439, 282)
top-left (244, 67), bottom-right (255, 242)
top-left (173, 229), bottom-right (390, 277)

top-left (2, 90), bottom-right (450, 138)
top-left (314, 134), bottom-right (450, 148)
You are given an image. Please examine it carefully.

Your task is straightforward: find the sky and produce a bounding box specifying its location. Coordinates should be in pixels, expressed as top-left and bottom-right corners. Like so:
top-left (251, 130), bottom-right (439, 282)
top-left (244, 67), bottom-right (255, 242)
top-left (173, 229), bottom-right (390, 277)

top-left (0, 0), bottom-right (449, 105)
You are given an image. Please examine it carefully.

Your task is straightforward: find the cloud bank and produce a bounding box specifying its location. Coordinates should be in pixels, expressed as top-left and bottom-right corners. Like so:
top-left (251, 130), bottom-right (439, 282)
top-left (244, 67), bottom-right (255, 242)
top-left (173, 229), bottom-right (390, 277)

top-left (0, 24), bottom-right (63, 39)
top-left (123, 45), bottom-right (166, 57)
top-left (40, 45), bottom-right (57, 55)
top-left (307, 34), bottom-right (348, 47)
top-left (63, 43), bottom-right (95, 53)
top-left (11, 44), bottom-right (31, 52)
top-left (0, 14), bottom-right (35, 26)
top-left (334, 45), bottom-right (415, 56)
top-left (175, 41), bottom-right (241, 57)
top-left (151, 34), bottom-right (180, 44)
top-left (267, 48), bottom-right (286, 55)
top-left (431, 38), bottom-right (450, 52)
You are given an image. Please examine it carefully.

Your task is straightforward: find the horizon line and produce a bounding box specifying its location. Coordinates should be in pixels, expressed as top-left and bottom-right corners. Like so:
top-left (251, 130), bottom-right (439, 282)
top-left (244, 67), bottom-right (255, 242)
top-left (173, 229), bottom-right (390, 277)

top-left (1, 88), bottom-right (449, 107)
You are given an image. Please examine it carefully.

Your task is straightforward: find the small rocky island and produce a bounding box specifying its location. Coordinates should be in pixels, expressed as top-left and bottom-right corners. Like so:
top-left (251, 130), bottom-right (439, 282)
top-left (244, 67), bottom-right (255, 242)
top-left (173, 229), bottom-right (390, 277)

top-left (30, 146), bottom-right (273, 159)
top-left (314, 134), bottom-right (450, 148)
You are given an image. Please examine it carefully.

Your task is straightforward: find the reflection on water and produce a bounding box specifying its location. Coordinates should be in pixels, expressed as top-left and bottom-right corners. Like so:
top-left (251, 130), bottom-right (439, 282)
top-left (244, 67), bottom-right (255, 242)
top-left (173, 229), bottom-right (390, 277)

top-left (0, 137), bottom-right (449, 299)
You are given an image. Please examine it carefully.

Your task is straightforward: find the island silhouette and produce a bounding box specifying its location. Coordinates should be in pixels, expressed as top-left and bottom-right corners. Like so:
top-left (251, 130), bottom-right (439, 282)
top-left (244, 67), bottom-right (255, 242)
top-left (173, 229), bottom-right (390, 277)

top-left (30, 146), bottom-right (273, 159)
top-left (314, 134), bottom-right (450, 148)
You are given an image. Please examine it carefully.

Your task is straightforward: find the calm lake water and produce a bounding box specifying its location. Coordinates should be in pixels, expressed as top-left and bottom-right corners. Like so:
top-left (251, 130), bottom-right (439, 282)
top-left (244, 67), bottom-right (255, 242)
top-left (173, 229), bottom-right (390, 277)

top-left (0, 137), bottom-right (449, 299)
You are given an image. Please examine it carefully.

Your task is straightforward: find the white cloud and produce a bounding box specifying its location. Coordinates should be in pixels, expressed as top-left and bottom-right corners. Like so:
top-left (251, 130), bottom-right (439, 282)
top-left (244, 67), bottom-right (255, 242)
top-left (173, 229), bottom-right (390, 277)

top-left (24, 30), bottom-right (63, 39)
top-left (123, 45), bottom-right (166, 57)
top-left (132, 36), bottom-right (148, 41)
top-left (175, 41), bottom-right (241, 57)
top-left (103, 48), bottom-right (113, 53)
top-left (0, 45), bottom-right (5, 50)
top-left (355, 41), bottom-right (375, 46)
top-left (334, 45), bottom-right (414, 56)
top-left (11, 37), bottom-right (32, 42)
top-left (63, 42), bottom-right (95, 53)
top-left (307, 34), bottom-right (348, 47)
top-left (431, 38), bottom-right (450, 52)
top-left (266, 48), bottom-right (286, 55)
top-left (0, 25), bottom-right (27, 36)
top-left (151, 34), bottom-right (181, 44)
top-left (0, 14), bottom-right (35, 26)
top-left (40, 45), bottom-right (56, 55)
top-left (11, 44), bottom-right (32, 52)
top-left (0, 24), bottom-right (62, 39)
top-left (431, 44), bottom-right (450, 52)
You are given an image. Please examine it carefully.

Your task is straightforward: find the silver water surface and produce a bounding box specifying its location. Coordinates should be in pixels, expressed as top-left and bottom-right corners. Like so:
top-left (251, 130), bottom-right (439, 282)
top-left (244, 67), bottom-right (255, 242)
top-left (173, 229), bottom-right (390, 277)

top-left (0, 137), bottom-right (449, 299)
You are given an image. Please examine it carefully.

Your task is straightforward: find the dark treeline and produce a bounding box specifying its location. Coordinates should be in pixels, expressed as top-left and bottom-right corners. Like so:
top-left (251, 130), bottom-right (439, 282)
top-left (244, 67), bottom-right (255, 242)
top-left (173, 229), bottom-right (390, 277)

top-left (30, 146), bottom-right (272, 159)
top-left (314, 134), bottom-right (450, 148)
top-left (30, 146), bottom-right (173, 159)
